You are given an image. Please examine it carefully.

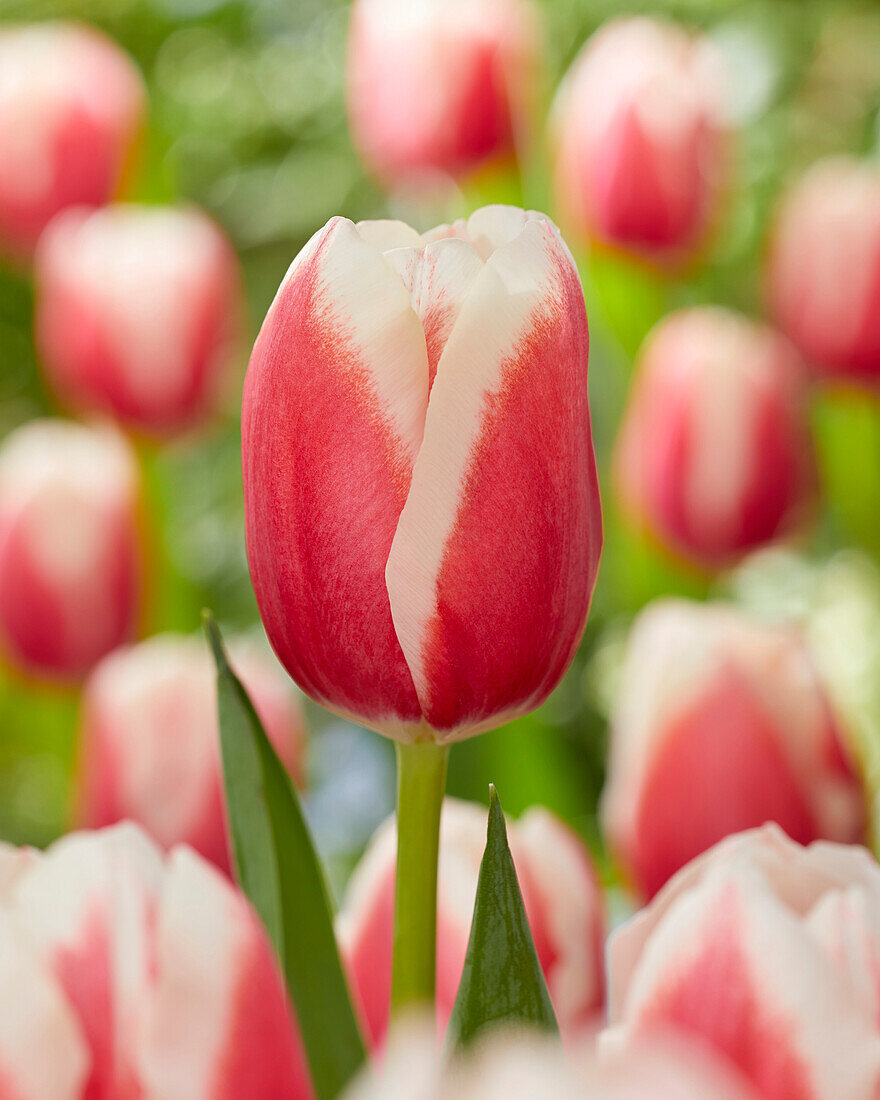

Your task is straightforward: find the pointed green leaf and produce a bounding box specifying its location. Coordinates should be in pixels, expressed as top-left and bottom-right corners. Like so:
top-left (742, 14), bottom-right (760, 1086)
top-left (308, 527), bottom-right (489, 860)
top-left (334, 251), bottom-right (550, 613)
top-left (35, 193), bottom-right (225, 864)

top-left (203, 613), bottom-right (366, 1100)
top-left (445, 785), bottom-right (559, 1052)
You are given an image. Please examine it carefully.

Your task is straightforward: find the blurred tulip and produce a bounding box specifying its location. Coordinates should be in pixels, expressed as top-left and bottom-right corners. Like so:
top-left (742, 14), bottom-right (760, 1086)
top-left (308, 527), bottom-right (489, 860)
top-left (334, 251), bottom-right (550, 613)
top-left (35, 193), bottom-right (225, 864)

top-left (243, 205), bottom-right (601, 742)
top-left (345, 1022), bottom-right (759, 1100)
top-left (338, 798), bottom-right (604, 1046)
top-left (0, 23), bottom-right (144, 262)
top-left (1, 824), bottom-right (312, 1099)
top-left (35, 204), bottom-right (241, 436)
top-left (605, 824), bottom-right (880, 1100)
top-left (77, 633), bottom-right (306, 874)
top-left (0, 419), bottom-right (141, 681)
top-left (602, 600), bottom-right (865, 899)
top-left (553, 17), bottom-right (727, 263)
top-left (766, 157), bottom-right (880, 385)
top-left (347, 0), bottom-right (537, 184)
top-left (614, 307), bottom-right (815, 568)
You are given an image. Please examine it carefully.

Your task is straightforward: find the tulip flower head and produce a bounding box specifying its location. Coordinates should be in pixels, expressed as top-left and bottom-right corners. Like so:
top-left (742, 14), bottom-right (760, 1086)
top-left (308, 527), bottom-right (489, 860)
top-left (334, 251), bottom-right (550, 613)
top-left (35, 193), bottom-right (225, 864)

top-left (0, 22), bottom-right (144, 262)
top-left (0, 419), bottom-right (141, 681)
top-left (338, 798), bottom-right (605, 1046)
top-left (35, 204), bottom-right (241, 436)
top-left (614, 307), bottom-right (815, 569)
top-left (0, 824), bottom-right (312, 1099)
top-left (766, 157), bottom-right (880, 385)
top-left (606, 825), bottom-right (880, 1100)
top-left (347, 0), bottom-right (538, 184)
top-left (243, 206), bottom-right (601, 743)
top-left (553, 17), bottom-right (727, 264)
top-left (602, 600), bottom-right (865, 899)
top-left (78, 633), bottom-right (306, 873)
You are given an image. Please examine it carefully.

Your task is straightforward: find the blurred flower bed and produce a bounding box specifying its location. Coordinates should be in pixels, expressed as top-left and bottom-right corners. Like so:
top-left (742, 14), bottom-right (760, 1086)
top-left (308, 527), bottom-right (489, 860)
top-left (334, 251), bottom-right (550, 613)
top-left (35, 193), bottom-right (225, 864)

top-left (0, 0), bottom-right (879, 894)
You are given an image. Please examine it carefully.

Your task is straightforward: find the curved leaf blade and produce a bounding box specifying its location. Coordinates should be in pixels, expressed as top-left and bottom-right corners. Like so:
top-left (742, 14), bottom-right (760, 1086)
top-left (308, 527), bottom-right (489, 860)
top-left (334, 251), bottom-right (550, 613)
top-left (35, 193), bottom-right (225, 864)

top-left (445, 785), bottom-right (559, 1052)
top-left (204, 613), bottom-right (366, 1100)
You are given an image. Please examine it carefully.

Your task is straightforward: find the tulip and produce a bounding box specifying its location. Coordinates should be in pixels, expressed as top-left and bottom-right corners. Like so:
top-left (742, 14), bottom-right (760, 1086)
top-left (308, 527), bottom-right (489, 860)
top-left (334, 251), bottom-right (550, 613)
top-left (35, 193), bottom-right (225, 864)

top-left (243, 204), bottom-right (600, 742)
top-left (338, 798), bottom-right (605, 1045)
top-left (0, 23), bottom-right (144, 262)
top-left (77, 633), bottom-right (306, 873)
top-left (1, 823), bottom-right (312, 1099)
top-left (347, 0), bottom-right (537, 185)
top-left (766, 157), bottom-right (880, 384)
top-left (35, 204), bottom-right (241, 436)
top-left (614, 307), bottom-right (815, 568)
top-left (605, 825), bottom-right (880, 1100)
top-left (553, 17), bottom-right (727, 263)
top-left (0, 419), bottom-right (141, 680)
top-left (602, 599), bottom-right (865, 900)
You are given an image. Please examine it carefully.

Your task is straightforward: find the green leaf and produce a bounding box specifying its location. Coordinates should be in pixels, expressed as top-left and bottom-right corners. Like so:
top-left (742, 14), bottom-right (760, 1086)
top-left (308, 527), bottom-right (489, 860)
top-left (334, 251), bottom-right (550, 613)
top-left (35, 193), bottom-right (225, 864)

top-left (445, 785), bottom-right (559, 1052)
top-left (203, 613), bottom-right (366, 1100)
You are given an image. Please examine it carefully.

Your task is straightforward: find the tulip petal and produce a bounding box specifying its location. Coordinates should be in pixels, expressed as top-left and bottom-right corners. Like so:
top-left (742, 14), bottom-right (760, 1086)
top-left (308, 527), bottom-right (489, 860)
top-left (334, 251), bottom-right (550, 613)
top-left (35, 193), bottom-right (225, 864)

top-left (0, 910), bottom-right (89, 1100)
top-left (243, 217), bottom-right (429, 733)
top-left (141, 848), bottom-right (311, 1100)
top-left (613, 859), bottom-right (880, 1100)
top-left (385, 212), bottom-right (600, 735)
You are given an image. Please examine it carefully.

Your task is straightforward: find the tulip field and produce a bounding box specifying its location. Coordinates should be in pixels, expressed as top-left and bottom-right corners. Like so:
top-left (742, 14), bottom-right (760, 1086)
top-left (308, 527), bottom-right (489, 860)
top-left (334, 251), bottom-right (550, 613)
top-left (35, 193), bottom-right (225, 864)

top-left (0, 0), bottom-right (879, 1096)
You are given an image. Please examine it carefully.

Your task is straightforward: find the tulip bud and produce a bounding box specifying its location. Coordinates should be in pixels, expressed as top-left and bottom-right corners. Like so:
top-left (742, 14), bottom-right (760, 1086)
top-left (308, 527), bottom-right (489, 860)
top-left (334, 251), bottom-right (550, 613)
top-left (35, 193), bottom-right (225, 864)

top-left (77, 633), bottom-right (306, 873)
top-left (766, 157), bottom-right (880, 384)
top-left (0, 419), bottom-right (141, 681)
top-left (35, 204), bottom-right (241, 436)
top-left (347, 0), bottom-right (537, 185)
top-left (3, 824), bottom-right (311, 1099)
top-left (553, 17), bottom-right (727, 262)
top-left (0, 23), bottom-right (144, 262)
top-left (602, 600), bottom-right (864, 900)
top-left (338, 798), bottom-right (604, 1046)
top-left (243, 206), bottom-right (601, 742)
top-left (614, 307), bottom-right (815, 568)
top-left (605, 825), bottom-right (880, 1100)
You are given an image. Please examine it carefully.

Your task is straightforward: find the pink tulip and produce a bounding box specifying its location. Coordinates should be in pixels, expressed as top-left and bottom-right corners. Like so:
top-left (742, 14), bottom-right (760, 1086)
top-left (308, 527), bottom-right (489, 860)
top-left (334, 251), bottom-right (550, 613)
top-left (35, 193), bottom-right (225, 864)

top-left (606, 825), bottom-right (880, 1100)
top-left (614, 307), bottom-right (815, 567)
top-left (602, 600), bottom-right (865, 900)
top-left (347, 0), bottom-right (537, 184)
top-left (35, 204), bottom-right (241, 436)
top-left (0, 23), bottom-right (144, 262)
top-left (0, 419), bottom-right (141, 681)
top-left (243, 206), bottom-right (601, 742)
top-left (553, 17), bottom-right (727, 263)
top-left (77, 633), bottom-right (306, 874)
top-left (338, 798), bottom-right (604, 1046)
top-left (766, 157), bottom-right (880, 384)
top-left (0, 824), bottom-right (312, 1099)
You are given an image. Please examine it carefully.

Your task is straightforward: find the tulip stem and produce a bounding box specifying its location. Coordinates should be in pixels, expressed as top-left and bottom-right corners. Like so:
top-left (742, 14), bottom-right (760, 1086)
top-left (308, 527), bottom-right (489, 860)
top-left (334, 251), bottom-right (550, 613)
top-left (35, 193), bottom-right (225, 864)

top-left (391, 739), bottom-right (450, 1016)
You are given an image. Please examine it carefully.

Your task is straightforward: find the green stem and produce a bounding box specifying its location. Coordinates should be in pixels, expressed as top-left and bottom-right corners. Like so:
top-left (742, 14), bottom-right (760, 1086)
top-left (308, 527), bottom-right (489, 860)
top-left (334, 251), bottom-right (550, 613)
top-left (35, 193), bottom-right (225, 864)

top-left (391, 739), bottom-right (450, 1015)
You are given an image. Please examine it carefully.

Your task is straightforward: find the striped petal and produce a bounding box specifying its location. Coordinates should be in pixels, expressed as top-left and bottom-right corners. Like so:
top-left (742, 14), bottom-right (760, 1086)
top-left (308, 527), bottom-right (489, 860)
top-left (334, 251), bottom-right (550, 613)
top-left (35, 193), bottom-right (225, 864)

top-left (140, 848), bottom-right (310, 1100)
top-left (243, 216), bottom-right (429, 735)
top-left (385, 211), bottom-right (600, 735)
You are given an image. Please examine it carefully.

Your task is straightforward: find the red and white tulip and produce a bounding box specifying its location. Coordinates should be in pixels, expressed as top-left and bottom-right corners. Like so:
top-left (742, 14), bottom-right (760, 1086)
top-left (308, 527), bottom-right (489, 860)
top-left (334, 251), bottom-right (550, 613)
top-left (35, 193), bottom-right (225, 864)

top-left (614, 307), bottom-right (815, 567)
top-left (605, 825), bottom-right (880, 1100)
top-left (602, 600), bottom-right (865, 899)
top-left (0, 419), bottom-right (141, 681)
top-left (338, 798), bottom-right (604, 1046)
top-left (347, 0), bottom-right (537, 184)
top-left (0, 23), bottom-right (144, 262)
top-left (0, 824), bottom-right (311, 1099)
top-left (243, 206), bottom-right (601, 741)
top-left (766, 157), bottom-right (880, 385)
top-left (77, 633), bottom-right (306, 874)
top-left (35, 204), bottom-right (241, 436)
top-left (553, 17), bottom-right (727, 263)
